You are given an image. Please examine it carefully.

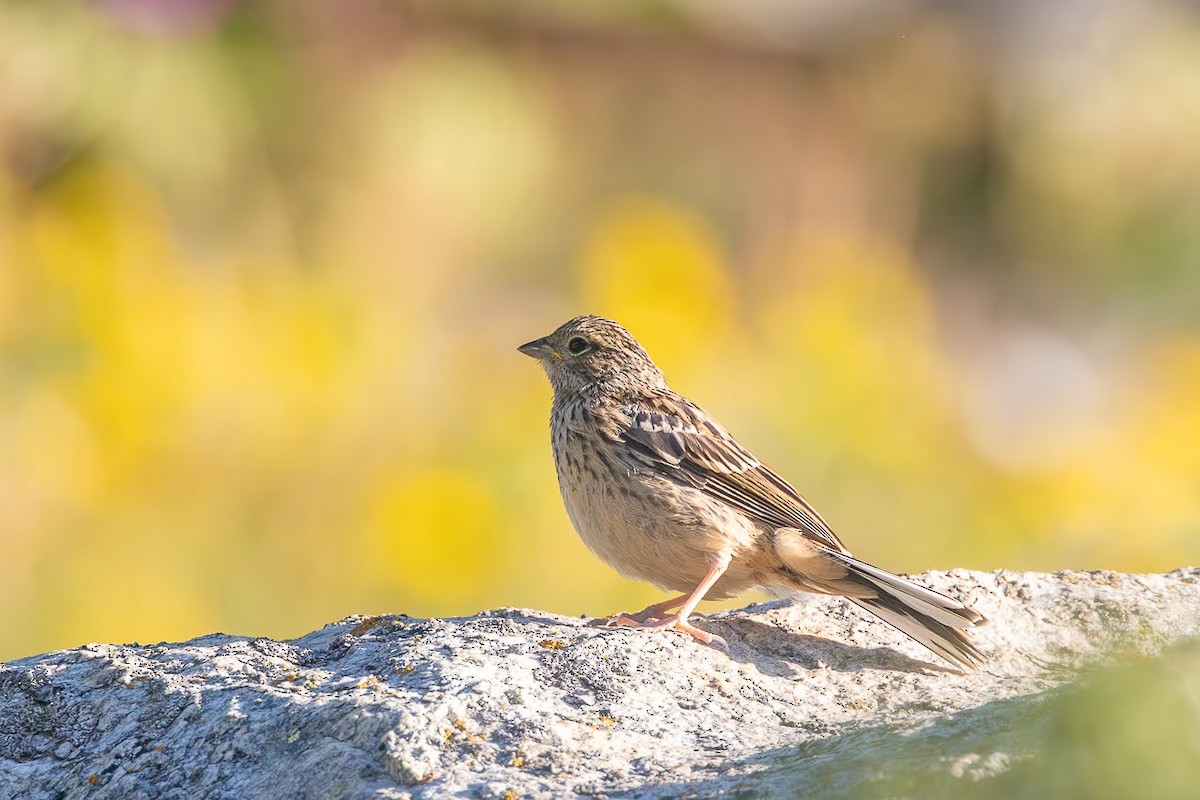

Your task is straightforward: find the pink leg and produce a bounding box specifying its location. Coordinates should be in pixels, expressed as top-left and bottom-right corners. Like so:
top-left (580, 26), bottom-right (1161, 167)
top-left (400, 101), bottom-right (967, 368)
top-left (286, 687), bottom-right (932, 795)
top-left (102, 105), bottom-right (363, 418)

top-left (615, 553), bottom-right (732, 648)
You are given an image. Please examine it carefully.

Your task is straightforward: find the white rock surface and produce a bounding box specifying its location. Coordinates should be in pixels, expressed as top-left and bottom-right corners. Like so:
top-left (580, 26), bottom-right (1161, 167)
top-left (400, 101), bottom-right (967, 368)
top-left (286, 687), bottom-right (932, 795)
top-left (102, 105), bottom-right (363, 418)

top-left (2, 569), bottom-right (1199, 799)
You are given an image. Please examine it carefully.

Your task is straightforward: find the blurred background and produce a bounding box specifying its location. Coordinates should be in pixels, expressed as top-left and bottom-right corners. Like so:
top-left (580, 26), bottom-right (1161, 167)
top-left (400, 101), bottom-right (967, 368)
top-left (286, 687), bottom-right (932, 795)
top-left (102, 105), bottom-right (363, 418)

top-left (1, 0), bottom-right (1198, 661)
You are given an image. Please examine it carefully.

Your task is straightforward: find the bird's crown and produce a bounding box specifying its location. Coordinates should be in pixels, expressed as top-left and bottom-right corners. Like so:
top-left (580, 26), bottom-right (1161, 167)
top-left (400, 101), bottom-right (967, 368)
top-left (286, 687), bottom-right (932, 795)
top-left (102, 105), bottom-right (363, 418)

top-left (518, 315), bottom-right (666, 396)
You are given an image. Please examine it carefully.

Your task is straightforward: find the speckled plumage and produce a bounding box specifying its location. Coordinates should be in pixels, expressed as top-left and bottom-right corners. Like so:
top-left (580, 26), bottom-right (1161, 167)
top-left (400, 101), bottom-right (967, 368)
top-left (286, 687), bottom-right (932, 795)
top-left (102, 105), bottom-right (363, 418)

top-left (520, 315), bottom-right (987, 670)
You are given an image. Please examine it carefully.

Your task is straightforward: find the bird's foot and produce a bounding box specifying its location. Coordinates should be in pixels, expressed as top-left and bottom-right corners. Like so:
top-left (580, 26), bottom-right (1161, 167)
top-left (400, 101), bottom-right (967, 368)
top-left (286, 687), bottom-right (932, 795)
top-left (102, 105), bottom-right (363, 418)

top-left (612, 613), bottom-right (727, 651)
top-left (592, 594), bottom-right (691, 626)
top-left (605, 610), bottom-right (709, 625)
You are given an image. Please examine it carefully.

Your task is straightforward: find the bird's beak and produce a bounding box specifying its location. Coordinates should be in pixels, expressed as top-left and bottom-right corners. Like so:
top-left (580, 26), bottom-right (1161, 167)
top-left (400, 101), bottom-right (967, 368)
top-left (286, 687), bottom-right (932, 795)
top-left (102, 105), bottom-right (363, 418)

top-left (517, 336), bottom-right (559, 361)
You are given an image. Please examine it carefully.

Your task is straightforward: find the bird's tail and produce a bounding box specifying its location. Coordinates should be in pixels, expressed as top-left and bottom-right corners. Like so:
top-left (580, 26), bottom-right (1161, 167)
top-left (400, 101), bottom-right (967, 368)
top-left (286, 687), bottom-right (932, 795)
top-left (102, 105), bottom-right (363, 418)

top-left (774, 533), bottom-right (987, 671)
top-left (844, 563), bottom-right (987, 672)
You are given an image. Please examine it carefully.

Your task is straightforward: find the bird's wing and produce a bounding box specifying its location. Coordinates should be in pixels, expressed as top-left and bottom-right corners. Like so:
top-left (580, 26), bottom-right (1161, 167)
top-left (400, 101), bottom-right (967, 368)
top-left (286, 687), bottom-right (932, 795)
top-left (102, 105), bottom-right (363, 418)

top-left (615, 392), bottom-right (846, 552)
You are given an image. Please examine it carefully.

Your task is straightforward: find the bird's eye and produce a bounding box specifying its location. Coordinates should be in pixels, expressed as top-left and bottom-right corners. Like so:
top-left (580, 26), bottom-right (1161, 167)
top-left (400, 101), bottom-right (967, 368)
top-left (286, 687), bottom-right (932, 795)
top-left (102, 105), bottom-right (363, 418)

top-left (566, 336), bottom-right (591, 355)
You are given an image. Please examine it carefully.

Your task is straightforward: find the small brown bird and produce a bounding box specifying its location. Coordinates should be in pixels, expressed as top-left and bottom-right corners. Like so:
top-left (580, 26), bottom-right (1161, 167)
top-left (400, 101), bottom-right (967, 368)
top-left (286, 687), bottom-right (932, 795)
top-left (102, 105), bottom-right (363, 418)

top-left (519, 315), bottom-right (986, 671)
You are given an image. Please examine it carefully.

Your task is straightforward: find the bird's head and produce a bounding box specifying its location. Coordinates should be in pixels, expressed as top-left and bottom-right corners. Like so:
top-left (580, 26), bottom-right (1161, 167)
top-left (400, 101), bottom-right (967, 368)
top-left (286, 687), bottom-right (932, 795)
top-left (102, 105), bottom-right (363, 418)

top-left (518, 315), bottom-right (666, 396)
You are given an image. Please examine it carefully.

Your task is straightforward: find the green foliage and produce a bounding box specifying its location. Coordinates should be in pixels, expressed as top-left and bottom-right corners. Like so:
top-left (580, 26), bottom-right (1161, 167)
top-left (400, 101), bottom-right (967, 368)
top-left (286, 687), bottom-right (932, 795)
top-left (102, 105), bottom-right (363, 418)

top-left (768, 643), bottom-right (1200, 799)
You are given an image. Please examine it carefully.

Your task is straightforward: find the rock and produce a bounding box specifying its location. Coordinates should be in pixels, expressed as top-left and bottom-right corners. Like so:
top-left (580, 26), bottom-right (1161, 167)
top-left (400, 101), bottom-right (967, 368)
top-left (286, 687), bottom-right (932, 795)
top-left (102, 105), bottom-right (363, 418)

top-left (2, 569), bottom-right (1199, 799)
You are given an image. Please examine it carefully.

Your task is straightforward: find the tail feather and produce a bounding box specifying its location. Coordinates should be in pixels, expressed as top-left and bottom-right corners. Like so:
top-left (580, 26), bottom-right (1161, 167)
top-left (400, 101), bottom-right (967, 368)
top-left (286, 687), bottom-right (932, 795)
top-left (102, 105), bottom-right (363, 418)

top-left (833, 553), bottom-right (986, 630)
top-left (773, 532), bottom-right (987, 671)
top-left (849, 596), bottom-right (986, 672)
top-left (837, 554), bottom-right (987, 671)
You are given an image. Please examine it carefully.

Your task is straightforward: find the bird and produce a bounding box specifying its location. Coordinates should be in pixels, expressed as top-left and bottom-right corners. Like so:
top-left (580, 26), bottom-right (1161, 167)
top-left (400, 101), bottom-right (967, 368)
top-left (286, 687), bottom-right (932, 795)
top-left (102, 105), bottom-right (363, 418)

top-left (518, 314), bottom-right (987, 671)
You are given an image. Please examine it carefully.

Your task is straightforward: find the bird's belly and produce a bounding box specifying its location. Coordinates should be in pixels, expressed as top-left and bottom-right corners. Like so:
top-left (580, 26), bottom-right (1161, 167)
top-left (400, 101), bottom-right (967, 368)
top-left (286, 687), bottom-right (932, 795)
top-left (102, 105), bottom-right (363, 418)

top-left (556, 463), bottom-right (765, 596)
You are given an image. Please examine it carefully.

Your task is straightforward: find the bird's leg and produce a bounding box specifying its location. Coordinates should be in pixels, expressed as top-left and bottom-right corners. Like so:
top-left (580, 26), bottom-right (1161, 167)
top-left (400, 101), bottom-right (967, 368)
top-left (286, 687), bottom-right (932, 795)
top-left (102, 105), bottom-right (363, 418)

top-left (614, 552), bottom-right (732, 649)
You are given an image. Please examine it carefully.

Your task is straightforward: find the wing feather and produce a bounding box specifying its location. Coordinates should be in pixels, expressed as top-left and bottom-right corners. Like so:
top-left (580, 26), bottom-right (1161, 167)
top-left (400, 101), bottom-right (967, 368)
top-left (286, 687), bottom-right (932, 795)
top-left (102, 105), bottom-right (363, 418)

top-left (617, 392), bottom-right (846, 552)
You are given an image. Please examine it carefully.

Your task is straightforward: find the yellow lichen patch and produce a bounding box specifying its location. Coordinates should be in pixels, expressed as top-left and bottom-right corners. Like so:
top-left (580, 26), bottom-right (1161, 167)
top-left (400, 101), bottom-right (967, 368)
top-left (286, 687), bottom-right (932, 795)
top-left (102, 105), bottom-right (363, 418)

top-left (538, 639), bottom-right (565, 650)
top-left (349, 616), bottom-right (384, 637)
top-left (444, 718), bottom-right (485, 746)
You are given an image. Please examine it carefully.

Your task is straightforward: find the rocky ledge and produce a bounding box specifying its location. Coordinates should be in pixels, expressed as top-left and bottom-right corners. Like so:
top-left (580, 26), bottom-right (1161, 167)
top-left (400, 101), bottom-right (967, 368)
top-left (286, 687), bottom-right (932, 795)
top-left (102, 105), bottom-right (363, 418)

top-left (2, 569), bottom-right (1200, 799)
